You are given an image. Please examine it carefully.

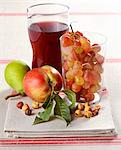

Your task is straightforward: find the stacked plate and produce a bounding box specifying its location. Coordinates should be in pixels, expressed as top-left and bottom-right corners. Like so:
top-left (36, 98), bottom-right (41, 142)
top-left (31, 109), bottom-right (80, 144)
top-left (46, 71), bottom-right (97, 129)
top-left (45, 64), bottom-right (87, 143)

top-left (4, 94), bottom-right (117, 138)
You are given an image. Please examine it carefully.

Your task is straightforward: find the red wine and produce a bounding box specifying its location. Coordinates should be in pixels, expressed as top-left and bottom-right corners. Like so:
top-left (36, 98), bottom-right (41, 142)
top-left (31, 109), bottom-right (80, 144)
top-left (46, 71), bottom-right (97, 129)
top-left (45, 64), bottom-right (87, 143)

top-left (28, 21), bottom-right (68, 73)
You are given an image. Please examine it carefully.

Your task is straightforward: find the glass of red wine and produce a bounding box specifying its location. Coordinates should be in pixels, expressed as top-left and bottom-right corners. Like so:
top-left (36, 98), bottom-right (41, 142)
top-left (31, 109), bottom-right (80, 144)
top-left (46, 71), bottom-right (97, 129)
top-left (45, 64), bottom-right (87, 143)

top-left (27, 3), bottom-right (69, 74)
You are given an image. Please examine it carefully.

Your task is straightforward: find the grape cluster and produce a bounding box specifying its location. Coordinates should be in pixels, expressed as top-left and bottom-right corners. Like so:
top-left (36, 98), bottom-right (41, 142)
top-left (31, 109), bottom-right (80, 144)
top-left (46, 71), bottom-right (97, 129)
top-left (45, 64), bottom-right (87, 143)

top-left (60, 31), bottom-right (104, 102)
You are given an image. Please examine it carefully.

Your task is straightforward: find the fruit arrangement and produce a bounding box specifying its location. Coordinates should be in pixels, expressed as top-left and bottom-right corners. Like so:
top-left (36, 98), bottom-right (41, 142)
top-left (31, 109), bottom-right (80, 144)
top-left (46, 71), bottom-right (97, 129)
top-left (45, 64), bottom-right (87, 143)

top-left (4, 60), bottom-right (76, 125)
top-left (60, 31), bottom-right (104, 102)
top-left (4, 30), bottom-right (104, 126)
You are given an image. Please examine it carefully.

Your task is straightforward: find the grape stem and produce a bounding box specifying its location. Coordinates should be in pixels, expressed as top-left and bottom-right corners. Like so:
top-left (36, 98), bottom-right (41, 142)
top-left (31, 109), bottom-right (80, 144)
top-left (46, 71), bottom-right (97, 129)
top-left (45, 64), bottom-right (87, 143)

top-left (70, 24), bottom-right (74, 33)
top-left (5, 93), bottom-right (22, 100)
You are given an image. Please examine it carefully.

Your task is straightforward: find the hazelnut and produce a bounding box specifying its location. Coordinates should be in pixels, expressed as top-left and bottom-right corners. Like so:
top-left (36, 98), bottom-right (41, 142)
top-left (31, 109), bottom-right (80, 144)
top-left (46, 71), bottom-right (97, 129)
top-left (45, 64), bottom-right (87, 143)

top-left (84, 106), bottom-right (91, 112)
top-left (25, 109), bottom-right (32, 116)
top-left (32, 101), bottom-right (40, 109)
top-left (22, 104), bottom-right (30, 111)
top-left (84, 111), bottom-right (92, 118)
top-left (92, 109), bottom-right (99, 116)
top-left (78, 103), bottom-right (85, 111)
top-left (94, 105), bottom-right (101, 111)
top-left (39, 102), bottom-right (43, 107)
top-left (75, 109), bottom-right (83, 117)
top-left (84, 102), bottom-right (89, 107)
top-left (84, 102), bottom-right (91, 111)
top-left (16, 101), bottom-right (24, 109)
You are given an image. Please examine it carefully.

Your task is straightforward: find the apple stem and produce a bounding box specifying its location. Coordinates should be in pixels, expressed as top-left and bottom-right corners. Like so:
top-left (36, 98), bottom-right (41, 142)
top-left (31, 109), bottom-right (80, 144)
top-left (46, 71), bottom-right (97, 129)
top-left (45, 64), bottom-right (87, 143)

top-left (51, 85), bottom-right (54, 96)
top-left (5, 93), bottom-right (22, 100)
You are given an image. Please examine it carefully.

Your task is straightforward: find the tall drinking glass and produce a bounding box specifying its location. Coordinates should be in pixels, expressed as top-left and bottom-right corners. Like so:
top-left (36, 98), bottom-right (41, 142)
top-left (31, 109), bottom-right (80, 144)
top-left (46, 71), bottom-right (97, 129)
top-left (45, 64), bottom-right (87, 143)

top-left (27, 3), bottom-right (69, 74)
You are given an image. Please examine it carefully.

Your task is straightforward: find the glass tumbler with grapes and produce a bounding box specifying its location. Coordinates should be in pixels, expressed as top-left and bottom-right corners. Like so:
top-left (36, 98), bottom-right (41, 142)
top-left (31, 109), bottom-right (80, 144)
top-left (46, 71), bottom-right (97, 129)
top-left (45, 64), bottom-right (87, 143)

top-left (60, 31), bottom-right (106, 103)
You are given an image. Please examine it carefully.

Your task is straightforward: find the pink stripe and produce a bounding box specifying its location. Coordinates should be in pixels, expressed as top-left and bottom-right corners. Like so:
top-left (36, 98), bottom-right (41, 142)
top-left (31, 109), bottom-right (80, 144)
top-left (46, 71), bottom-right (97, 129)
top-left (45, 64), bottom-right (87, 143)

top-left (1, 139), bottom-right (121, 145)
top-left (0, 59), bottom-right (13, 64)
top-left (0, 12), bottom-right (121, 17)
top-left (0, 13), bottom-right (27, 16)
top-left (0, 137), bottom-right (119, 141)
top-left (1, 58), bottom-right (121, 64)
top-left (70, 12), bottom-right (121, 15)
top-left (0, 137), bottom-right (117, 141)
top-left (105, 58), bottom-right (121, 62)
top-left (1, 137), bottom-right (121, 145)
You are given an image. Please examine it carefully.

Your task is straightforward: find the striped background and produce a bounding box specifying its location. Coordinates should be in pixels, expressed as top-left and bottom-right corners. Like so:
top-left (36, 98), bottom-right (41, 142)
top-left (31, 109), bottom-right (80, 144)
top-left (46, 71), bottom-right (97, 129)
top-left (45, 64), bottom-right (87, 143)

top-left (0, 0), bottom-right (121, 146)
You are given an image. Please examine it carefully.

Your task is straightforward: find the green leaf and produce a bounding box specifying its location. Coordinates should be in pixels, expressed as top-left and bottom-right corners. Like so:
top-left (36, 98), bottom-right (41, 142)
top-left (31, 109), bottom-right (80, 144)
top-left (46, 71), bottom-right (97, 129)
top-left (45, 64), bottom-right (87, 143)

top-left (64, 89), bottom-right (76, 109)
top-left (55, 115), bottom-right (70, 126)
top-left (33, 102), bottom-right (53, 125)
top-left (42, 96), bottom-right (51, 109)
top-left (38, 103), bottom-right (53, 121)
top-left (42, 94), bottom-right (55, 109)
top-left (54, 94), bottom-right (71, 125)
top-left (33, 117), bottom-right (43, 125)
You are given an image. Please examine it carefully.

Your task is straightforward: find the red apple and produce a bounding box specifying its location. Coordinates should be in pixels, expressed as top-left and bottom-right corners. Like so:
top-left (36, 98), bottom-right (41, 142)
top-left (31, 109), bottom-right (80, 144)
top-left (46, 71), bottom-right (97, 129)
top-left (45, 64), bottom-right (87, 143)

top-left (23, 68), bottom-right (51, 103)
top-left (40, 65), bottom-right (63, 91)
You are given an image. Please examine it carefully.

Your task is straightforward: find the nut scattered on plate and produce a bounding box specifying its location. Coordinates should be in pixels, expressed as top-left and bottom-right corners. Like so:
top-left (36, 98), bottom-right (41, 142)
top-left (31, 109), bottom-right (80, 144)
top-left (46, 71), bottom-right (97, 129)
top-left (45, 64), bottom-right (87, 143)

top-left (32, 101), bottom-right (41, 109)
top-left (16, 101), bottom-right (32, 116)
top-left (22, 104), bottom-right (30, 111)
top-left (25, 109), bottom-right (32, 116)
top-left (16, 101), bottom-right (24, 109)
top-left (75, 102), bottom-right (101, 118)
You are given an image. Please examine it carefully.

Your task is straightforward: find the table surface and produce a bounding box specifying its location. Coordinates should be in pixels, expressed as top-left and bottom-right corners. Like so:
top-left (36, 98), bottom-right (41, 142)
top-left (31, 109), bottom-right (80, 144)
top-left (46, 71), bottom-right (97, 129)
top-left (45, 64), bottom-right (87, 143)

top-left (1, 0), bottom-right (121, 149)
top-left (1, 63), bottom-right (121, 149)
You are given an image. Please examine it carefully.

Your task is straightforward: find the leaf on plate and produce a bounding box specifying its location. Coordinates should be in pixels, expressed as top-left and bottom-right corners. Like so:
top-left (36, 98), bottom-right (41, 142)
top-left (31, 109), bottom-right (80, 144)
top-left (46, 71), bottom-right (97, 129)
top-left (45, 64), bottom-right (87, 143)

top-left (63, 89), bottom-right (76, 109)
top-left (42, 94), bottom-right (55, 109)
top-left (33, 102), bottom-right (53, 125)
top-left (33, 116), bottom-right (44, 125)
top-left (54, 94), bottom-right (71, 126)
top-left (55, 115), bottom-right (70, 126)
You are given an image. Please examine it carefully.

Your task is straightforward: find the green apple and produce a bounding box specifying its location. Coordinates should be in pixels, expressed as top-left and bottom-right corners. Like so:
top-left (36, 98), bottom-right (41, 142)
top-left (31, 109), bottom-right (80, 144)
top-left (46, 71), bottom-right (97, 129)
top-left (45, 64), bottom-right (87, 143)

top-left (4, 60), bottom-right (30, 95)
